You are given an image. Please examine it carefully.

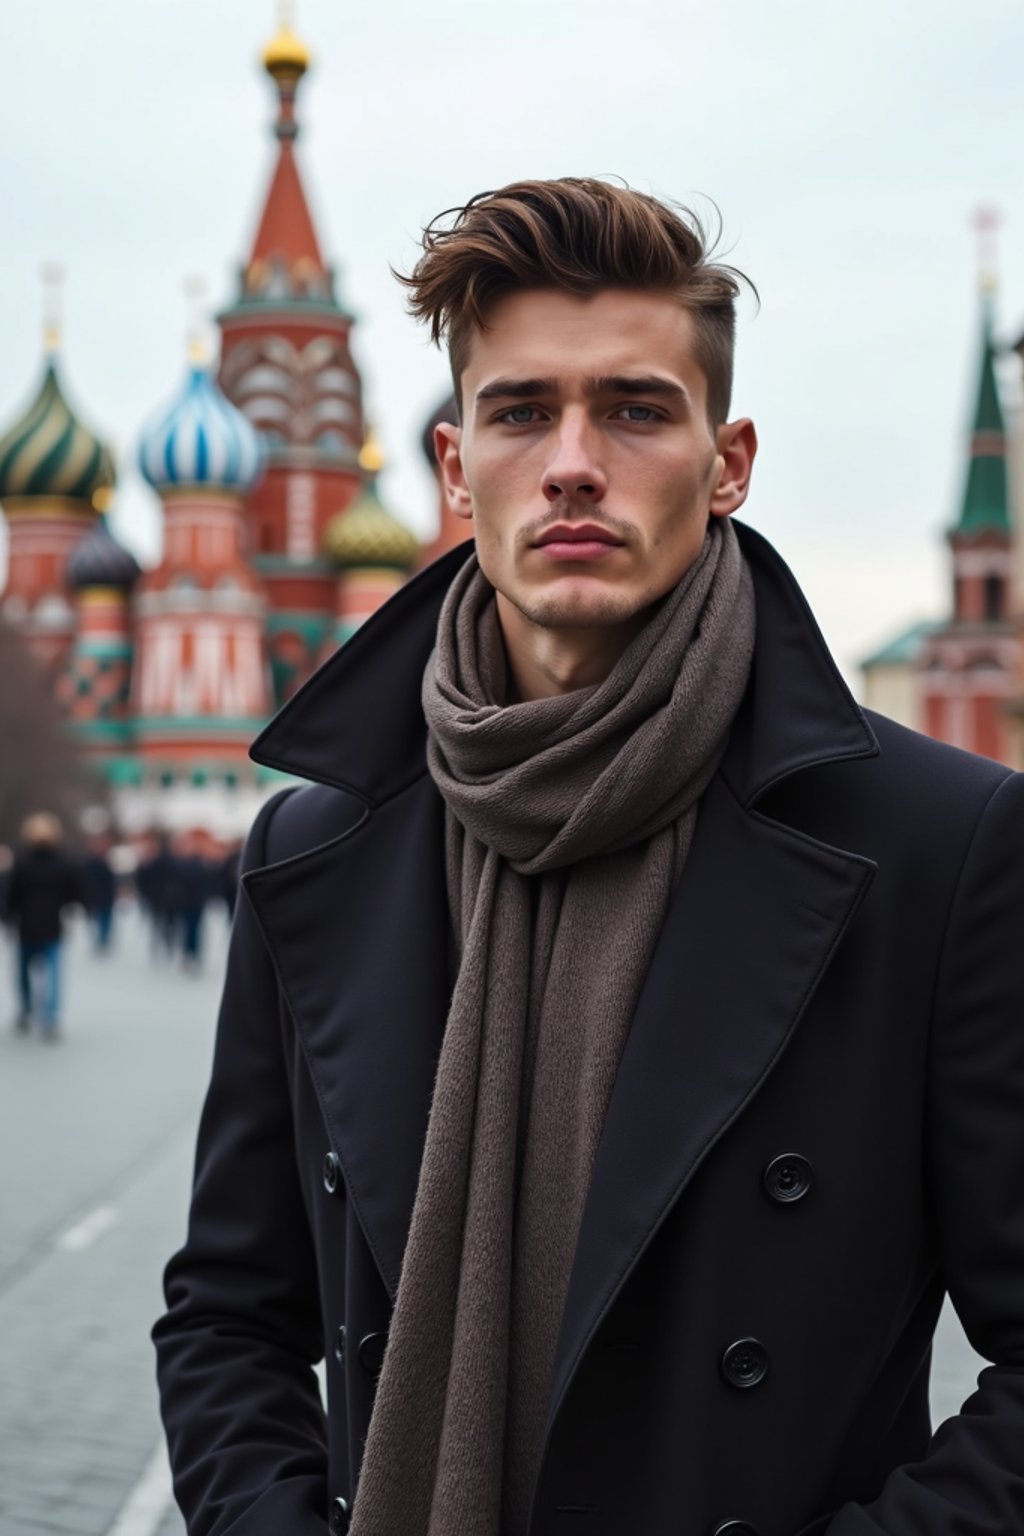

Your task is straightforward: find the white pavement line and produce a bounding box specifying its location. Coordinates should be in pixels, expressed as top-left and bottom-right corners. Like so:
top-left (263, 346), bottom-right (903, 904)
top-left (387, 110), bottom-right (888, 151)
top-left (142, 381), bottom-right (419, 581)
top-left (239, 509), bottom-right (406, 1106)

top-left (104, 1440), bottom-right (174, 1536)
top-left (57, 1203), bottom-right (120, 1252)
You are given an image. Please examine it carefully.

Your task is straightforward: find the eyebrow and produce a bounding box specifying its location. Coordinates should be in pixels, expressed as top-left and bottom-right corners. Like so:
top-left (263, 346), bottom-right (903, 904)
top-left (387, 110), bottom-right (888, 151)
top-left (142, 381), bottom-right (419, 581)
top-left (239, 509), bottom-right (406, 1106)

top-left (474, 374), bottom-right (690, 408)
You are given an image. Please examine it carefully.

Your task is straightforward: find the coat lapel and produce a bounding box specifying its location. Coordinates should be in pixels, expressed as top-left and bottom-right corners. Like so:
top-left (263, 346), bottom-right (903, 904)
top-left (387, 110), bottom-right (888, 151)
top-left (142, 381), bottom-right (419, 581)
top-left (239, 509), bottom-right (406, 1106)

top-left (243, 772), bottom-right (449, 1300)
top-left (544, 770), bottom-right (876, 1440)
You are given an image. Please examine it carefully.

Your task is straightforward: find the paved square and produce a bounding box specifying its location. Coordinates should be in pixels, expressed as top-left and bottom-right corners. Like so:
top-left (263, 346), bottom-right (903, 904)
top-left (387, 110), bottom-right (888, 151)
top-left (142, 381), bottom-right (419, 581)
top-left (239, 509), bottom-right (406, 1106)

top-left (0, 902), bottom-right (990, 1536)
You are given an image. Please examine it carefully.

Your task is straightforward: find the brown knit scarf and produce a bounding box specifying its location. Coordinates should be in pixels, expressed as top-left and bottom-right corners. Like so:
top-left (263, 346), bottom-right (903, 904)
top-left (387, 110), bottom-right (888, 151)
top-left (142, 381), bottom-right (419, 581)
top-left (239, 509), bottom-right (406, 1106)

top-left (349, 518), bottom-right (756, 1536)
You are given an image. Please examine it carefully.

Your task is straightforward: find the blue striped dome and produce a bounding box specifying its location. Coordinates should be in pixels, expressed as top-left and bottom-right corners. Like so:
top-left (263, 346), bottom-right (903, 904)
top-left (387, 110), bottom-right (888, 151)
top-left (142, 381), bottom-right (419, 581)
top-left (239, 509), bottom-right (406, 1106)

top-left (138, 365), bottom-right (264, 494)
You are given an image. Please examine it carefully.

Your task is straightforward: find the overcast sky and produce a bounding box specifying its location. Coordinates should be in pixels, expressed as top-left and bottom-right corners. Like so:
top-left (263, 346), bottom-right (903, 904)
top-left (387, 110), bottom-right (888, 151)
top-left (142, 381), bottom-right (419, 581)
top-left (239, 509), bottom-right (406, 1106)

top-left (3, 0), bottom-right (1022, 689)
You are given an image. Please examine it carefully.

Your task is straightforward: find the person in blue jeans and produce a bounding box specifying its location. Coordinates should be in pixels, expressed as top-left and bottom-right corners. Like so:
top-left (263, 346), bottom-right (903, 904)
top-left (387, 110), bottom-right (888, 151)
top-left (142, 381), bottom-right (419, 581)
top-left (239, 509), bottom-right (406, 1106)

top-left (5, 812), bottom-right (88, 1039)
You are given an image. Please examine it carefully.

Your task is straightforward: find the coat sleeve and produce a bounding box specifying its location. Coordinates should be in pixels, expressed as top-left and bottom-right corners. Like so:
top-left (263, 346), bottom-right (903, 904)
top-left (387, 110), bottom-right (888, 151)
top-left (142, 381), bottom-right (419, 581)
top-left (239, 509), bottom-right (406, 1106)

top-left (826, 770), bottom-right (1024, 1533)
top-left (153, 787), bottom-right (329, 1536)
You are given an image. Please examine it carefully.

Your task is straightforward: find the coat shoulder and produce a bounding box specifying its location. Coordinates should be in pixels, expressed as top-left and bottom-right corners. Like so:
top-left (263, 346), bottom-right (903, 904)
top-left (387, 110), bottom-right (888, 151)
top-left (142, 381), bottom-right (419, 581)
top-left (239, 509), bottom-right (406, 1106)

top-left (243, 780), bottom-right (368, 873)
top-left (862, 708), bottom-right (1016, 808)
top-left (765, 707), bottom-right (1020, 872)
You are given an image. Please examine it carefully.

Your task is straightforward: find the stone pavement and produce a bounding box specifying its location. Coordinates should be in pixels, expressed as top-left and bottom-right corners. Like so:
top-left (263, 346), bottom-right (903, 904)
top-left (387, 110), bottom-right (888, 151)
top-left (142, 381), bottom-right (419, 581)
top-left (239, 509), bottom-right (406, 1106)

top-left (0, 901), bottom-right (993, 1536)
top-left (0, 904), bottom-right (224, 1536)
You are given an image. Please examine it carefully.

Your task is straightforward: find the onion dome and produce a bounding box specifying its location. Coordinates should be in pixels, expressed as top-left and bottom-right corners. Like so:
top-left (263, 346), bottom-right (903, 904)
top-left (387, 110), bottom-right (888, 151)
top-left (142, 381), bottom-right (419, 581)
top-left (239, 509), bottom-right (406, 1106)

top-left (262, 17), bottom-right (310, 84)
top-left (138, 364), bottom-right (264, 495)
top-left (0, 358), bottom-right (115, 506)
top-left (66, 513), bottom-right (141, 592)
top-left (324, 480), bottom-right (419, 572)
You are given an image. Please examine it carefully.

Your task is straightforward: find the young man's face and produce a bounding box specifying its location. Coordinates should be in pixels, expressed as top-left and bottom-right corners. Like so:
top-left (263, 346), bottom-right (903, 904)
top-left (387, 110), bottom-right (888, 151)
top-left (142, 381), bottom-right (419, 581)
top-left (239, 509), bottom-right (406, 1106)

top-left (436, 287), bottom-right (756, 635)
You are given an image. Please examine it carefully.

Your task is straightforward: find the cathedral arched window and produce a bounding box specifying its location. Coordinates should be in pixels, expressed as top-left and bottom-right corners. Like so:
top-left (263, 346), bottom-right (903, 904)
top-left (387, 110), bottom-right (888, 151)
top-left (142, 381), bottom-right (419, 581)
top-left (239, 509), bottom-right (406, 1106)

top-left (983, 575), bottom-right (1004, 623)
top-left (33, 594), bottom-right (73, 628)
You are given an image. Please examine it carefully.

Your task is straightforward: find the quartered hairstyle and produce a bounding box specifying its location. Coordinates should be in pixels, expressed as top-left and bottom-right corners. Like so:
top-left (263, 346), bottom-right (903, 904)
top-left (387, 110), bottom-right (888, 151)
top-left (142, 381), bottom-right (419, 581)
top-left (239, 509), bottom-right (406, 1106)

top-left (396, 177), bottom-right (752, 427)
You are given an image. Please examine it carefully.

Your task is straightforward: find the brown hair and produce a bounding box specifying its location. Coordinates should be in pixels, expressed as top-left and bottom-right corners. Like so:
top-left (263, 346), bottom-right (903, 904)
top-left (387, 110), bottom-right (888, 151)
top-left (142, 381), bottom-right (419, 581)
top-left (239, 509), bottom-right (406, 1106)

top-left (397, 177), bottom-right (752, 427)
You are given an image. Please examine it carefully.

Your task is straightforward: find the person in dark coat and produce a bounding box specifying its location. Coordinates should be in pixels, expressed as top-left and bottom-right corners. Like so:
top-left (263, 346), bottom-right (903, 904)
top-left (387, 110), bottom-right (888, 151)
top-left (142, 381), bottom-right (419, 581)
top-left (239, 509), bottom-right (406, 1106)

top-left (5, 812), bottom-right (87, 1038)
top-left (171, 832), bottom-right (212, 973)
top-left (136, 832), bottom-right (183, 959)
top-left (215, 840), bottom-right (243, 920)
top-left (153, 180), bottom-right (1024, 1536)
top-left (83, 835), bottom-right (117, 952)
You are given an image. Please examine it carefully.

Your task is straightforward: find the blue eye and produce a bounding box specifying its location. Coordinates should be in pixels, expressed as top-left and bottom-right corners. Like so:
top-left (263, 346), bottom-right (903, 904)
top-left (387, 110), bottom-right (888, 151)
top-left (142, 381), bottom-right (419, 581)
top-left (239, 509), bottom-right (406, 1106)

top-left (500, 406), bottom-right (540, 425)
top-left (617, 404), bottom-right (659, 423)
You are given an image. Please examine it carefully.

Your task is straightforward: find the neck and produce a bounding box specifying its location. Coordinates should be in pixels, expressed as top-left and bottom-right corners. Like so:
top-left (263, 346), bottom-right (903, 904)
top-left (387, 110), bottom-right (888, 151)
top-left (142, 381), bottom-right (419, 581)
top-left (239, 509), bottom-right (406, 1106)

top-left (495, 591), bottom-right (647, 702)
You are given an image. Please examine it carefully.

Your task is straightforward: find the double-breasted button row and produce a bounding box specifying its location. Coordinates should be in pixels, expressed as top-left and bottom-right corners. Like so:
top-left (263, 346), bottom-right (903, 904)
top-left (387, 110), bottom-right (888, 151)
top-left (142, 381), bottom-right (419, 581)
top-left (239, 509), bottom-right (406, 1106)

top-left (330, 1496), bottom-right (351, 1533)
top-left (762, 1152), bottom-right (813, 1203)
top-left (323, 1150), bottom-right (342, 1195)
top-left (721, 1337), bottom-right (769, 1389)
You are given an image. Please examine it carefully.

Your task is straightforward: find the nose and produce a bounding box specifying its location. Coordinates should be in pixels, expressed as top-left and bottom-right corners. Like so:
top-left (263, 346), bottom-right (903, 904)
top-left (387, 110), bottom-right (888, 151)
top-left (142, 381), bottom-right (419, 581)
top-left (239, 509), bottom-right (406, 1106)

top-left (542, 413), bottom-right (607, 504)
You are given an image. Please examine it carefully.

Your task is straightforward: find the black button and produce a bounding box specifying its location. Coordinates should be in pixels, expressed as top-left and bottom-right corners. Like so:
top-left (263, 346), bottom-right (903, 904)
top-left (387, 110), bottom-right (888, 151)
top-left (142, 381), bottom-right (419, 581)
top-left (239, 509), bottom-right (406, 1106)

top-left (763, 1153), bottom-right (812, 1204)
top-left (334, 1324), bottom-right (346, 1366)
top-left (721, 1337), bottom-right (769, 1389)
top-left (323, 1151), bottom-right (341, 1195)
top-left (330, 1496), bottom-right (350, 1534)
top-left (358, 1330), bottom-right (388, 1379)
top-left (713, 1522), bottom-right (759, 1536)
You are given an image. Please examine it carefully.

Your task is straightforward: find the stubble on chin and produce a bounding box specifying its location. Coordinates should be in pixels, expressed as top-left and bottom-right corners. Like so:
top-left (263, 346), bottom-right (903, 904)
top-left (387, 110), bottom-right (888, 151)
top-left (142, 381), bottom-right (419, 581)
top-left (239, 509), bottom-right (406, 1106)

top-left (508, 584), bottom-right (649, 633)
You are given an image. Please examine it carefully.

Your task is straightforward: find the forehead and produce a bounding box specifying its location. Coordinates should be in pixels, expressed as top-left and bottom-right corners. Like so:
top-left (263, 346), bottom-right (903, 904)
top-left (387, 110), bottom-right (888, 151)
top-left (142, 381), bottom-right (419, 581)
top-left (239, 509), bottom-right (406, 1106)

top-left (462, 288), bottom-right (708, 406)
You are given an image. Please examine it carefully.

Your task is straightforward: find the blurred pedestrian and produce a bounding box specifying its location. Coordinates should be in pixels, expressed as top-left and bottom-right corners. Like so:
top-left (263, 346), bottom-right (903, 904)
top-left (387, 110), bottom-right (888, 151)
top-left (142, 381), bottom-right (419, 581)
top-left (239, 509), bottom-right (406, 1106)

top-left (83, 833), bottom-right (117, 953)
top-left (136, 832), bottom-right (182, 959)
top-left (174, 832), bottom-right (211, 973)
top-left (216, 839), bottom-right (243, 920)
top-left (5, 812), bottom-right (87, 1040)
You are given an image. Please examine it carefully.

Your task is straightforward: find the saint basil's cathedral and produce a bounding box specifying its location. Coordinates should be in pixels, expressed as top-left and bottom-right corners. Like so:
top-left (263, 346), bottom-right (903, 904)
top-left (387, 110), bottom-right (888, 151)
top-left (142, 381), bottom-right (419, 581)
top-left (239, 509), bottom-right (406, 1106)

top-left (0, 14), bottom-right (461, 840)
top-left (1, 17), bottom-right (1023, 842)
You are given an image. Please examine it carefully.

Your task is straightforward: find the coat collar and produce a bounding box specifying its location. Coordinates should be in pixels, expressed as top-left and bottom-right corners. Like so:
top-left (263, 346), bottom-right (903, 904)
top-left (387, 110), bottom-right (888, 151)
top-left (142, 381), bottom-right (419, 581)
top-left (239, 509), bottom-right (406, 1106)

top-left (248, 520), bottom-right (879, 803)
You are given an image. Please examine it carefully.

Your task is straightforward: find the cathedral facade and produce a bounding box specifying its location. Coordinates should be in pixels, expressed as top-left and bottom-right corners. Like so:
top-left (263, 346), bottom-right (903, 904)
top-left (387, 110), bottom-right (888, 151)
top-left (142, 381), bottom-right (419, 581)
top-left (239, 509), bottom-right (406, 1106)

top-left (8, 14), bottom-right (1017, 836)
top-left (0, 16), bottom-right (449, 840)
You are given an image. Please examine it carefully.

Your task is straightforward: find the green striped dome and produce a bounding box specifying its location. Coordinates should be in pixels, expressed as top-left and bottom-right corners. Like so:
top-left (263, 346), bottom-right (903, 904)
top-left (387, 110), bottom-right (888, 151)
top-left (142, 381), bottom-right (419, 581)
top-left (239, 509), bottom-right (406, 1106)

top-left (0, 359), bottom-right (115, 505)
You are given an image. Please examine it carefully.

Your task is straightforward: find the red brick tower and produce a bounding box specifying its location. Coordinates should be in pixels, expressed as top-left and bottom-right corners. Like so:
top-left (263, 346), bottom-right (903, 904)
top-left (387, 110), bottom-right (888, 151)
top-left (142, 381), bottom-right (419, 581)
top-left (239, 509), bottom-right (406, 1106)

top-left (216, 9), bottom-right (364, 704)
top-left (61, 511), bottom-right (141, 782)
top-left (919, 267), bottom-right (1014, 761)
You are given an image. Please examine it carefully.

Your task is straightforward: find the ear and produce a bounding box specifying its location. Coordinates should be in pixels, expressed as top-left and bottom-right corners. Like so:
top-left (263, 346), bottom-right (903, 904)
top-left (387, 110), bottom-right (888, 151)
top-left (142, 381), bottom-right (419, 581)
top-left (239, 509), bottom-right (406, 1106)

top-left (434, 422), bottom-right (474, 522)
top-left (710, 417), bottom-right (757, 519)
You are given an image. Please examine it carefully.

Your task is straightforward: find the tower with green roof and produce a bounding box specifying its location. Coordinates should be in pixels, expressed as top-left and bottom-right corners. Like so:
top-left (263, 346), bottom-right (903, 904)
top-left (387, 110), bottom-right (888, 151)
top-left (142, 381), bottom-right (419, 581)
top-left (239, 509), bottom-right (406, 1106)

top-left (916, 274), bottom-right (1015, 761)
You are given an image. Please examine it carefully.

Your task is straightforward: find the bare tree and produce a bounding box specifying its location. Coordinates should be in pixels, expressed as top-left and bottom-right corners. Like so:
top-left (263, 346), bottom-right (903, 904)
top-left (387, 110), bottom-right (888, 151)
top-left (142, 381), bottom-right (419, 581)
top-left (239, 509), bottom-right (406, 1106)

top-left (0, 619), bottom-right (108, 848)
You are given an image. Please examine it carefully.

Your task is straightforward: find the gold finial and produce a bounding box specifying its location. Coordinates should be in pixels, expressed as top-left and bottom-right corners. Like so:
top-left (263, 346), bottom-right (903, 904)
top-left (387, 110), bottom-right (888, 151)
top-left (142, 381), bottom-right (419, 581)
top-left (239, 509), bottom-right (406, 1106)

top-left (41, 262), bottom-right (65, 354)
top-left (359, 428), bottom-right (385, 476)
top-left (974, 206), bottom-right (1000, 295)
top-left (262, 0), bottom-right (311, 83)
top-left (184, 275), bottom-right (208, 365)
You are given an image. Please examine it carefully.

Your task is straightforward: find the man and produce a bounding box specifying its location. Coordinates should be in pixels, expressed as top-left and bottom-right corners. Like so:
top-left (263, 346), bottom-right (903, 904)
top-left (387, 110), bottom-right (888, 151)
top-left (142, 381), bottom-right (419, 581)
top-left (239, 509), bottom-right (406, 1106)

top-left (154, 179), bottom-right (1024, 1536)
top-left (5, 811), bottom-right (87, 1038)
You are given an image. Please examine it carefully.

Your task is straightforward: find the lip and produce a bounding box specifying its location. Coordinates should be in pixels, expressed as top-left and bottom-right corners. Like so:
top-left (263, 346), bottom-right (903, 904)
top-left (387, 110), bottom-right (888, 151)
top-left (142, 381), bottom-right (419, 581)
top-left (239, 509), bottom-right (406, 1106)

top-left (533, 523), bottom-right (624, 548)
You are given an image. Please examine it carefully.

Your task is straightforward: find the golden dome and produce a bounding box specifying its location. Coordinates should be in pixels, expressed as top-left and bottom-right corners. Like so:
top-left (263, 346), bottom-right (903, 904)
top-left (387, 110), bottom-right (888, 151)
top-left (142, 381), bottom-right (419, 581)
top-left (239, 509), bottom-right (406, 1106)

top-left (262, 14), bottom-right (310, 83)
top-left (324, 484), bottom-right (419, 571)
top-left (358, 429), bottom-right (385, 476)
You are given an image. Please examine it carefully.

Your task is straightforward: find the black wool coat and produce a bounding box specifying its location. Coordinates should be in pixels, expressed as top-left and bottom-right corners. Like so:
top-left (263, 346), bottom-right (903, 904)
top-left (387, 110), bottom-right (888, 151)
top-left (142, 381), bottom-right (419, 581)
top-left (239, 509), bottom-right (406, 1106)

top-left (153, 522), bottom-right (1024, 1536)
top-left (5, 845), bottom-right (87, 945)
